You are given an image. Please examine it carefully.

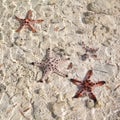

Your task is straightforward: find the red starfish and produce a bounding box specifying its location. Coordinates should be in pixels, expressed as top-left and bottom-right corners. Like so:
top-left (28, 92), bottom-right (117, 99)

top-left (70, 70), bottom-right (106, 106)
top-left (15, 10), bottom-right (44, 32)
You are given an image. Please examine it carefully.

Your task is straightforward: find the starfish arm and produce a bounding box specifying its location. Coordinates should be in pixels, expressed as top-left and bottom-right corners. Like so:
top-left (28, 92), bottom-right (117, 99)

top-left (70, 79), bottom-right (82, 86)
top-left (38, 70), bottom-right (51, 82)
top-left (83, 70), bottom-right (93, 81)
top-left (28, 24), bottom-right (37, 33)
top-left (88, 92), bottom-right (98, 105)
top-left (73, 90), bottom-right (84, 98)
top-left (30, 62), bottom-right (43, 67)
top-left (31, 19), bottom-right (44, 23)
top-left (16, 25), bottom-right (24, 32)
top-left (53, 68), bottom-right (68, 77)
top-left (61, 58), bottom-right (70, 62)
top-left (94, 81), bottom-right (106, 87)
top-left (15, 15), bottom-right (20, 20)
top-left (15, 16), bottom-right (23, 23)
top-left (25, 10), bottom-right (32, 19)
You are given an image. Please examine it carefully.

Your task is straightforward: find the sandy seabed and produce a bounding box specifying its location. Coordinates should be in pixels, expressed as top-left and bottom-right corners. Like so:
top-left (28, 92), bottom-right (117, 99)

top-left (0, 0), bottom-right (120, 120)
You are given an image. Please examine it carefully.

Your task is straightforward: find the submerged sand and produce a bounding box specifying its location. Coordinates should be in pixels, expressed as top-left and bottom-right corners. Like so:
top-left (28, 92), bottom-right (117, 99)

top-left (0, 0), bottom-right (120, 120)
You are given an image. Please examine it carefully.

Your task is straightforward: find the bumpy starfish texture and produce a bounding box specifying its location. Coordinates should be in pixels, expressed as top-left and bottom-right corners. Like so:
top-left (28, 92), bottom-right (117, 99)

top-left (70, 70), bottom-right (105, 106)
top-left (30, 48), bottom-right (69, 82)
top-left (15, 10), bottom-right (44, 32)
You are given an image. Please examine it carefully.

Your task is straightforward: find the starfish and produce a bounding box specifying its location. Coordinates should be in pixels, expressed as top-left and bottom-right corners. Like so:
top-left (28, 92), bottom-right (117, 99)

top-left (70, 70), bottom-right (106, 106)
top-left (80, 41), bottom-right (99, 61)
top-left (15, 10), bottom-right (44, 32)
top-left (30, 48), bottom-right (69, 82)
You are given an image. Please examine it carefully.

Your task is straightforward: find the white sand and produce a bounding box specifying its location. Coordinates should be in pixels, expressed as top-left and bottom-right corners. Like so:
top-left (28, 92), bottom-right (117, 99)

top-left (0, 0), bottom-right (120, 120)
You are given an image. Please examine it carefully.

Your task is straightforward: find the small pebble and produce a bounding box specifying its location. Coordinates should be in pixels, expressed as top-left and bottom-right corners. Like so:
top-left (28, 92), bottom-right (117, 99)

top-left (0, 84), bottom-right (6, 93)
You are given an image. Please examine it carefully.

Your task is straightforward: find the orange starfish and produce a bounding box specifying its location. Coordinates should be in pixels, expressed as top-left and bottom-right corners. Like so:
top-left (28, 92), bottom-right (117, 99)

top-left (70, 70), bottom-right (106, 106)
top-left (15, 10), bottom-right (44, 32)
